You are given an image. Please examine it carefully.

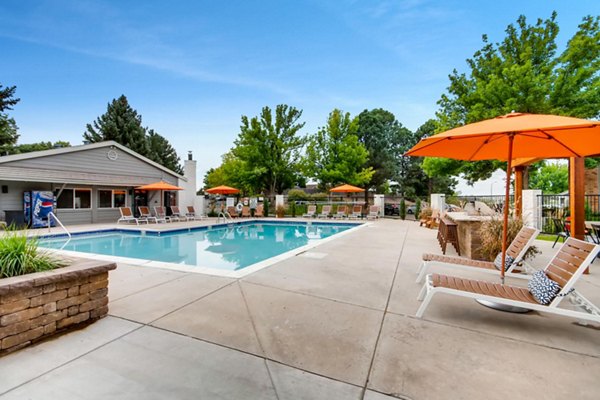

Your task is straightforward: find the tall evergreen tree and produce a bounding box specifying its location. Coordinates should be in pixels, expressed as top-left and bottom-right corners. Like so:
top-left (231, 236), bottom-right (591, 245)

top-left (0, 83), bottom-right (20, 150)
top-left (147, 129), bottom-right (182, 174)
top-left (84, 95), bottom-right (182, 173)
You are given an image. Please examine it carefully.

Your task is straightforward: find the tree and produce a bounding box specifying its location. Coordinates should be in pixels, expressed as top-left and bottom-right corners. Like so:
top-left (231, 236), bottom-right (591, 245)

top-left (356, 109), bottom-right (401, 189)
top-left (203, 152), bottom-right (256, 195)
top-left (233, 105), bottom-right (306, 196)
top-left (528, 161), bottom-right (569, 194)
top-left (84, 95), bottom-right (182, 173)
top-left (147, 129), bottom-right (182, 174)
top-left (4, 141), bottom-right (70, 155)
top-left (430, 13), bottom-right (600, 184)
top-left (0, 83), bottom-right (20, 149)
top-left (303, 109), bottom-right (374, 188)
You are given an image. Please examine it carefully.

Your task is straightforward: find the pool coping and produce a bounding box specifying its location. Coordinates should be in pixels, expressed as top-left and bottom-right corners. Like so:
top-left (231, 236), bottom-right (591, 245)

top-left (39, 219), bottom-right (369, 278)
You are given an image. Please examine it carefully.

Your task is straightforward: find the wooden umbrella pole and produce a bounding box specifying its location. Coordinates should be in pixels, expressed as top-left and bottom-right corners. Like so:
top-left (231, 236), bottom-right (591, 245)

top-left (500, 134), bottom-right (515, 284)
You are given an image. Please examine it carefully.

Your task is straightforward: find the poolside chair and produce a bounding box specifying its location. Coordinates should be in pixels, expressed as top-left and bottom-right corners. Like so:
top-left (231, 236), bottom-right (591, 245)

top-left (153, 206), bottom-right (171, 223)
top-left (303, 205), bottom-right (317, 218)
top-left (552, 218), bottom-right (570, 248)
top-left (416, 226), bottom-right (539, 283)
top-left (349, 205), bottom-right (363, 219)
top-left (317, 205), bottom-right (331, 219)
top-left (118, 207), bottom-right (146, 225)
top-left (334, 205), bottom-right (348, 219)
top-left (416, 237), bottom-right (600, 324)
top-left (170, 206), bottom-right (191, 221)
top-left (227, 206), bottom-right (239, 218)
top-left (254, 204), bottom-right (264, 217)
top-left (241, 206), bottom-right (251, 218)
top-left (186, 206), bottom-right (206, 220)
top-left (366, 205), bottom-right (380, 220)
top-left (138, 206), bottom-right (158, 223)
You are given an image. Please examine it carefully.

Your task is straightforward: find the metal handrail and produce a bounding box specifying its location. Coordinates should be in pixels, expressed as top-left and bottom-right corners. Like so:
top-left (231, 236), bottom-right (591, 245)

top-left (48, 212), bottom-right (71, 239)
top-left (217, 211), bottom-right (233, 224)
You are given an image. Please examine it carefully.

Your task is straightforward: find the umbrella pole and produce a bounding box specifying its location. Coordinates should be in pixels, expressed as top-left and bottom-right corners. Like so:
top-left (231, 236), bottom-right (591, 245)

top-left (500, 134), bottom-right (514, 284)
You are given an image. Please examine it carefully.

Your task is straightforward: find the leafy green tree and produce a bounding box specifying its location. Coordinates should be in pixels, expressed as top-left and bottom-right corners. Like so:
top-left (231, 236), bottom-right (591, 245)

top-left (203, 152), bottom-right (256, 195)
top-left (356, 108), bottom-right (401, 191)
top-left (84, 95), bottom-right (182, 173)
top-left (147, 129), bottom-right (182, 174)
top-left (528, 161), bottom-right (569, 194)
top-left (4, 141), bottom-right (71, 155)
top-left (0, 83), bottom-right (20, 149)
top-left (233, 105), bottom-right (306, 196)
top-left (303, 109), bottom-right (374, 188)
top-left (429, 13), bottom-right (600, 184)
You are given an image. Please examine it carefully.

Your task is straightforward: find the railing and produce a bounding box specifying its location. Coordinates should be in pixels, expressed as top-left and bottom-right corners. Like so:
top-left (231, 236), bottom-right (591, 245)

top-left (537, 194), bottom-right (600, 233)
top-left (217, 211), bottom-right (233, 224)
top-left (47, 212), bottom-right (71, 239)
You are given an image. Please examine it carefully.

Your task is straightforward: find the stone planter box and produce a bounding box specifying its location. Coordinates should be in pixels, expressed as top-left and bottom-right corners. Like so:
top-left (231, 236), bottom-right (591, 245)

top-left (0, 259), bottom-right (116, 355)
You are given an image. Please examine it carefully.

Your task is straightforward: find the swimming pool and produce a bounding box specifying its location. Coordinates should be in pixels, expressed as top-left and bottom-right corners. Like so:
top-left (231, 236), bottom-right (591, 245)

top-left (39, 221), bottom-right (362, 277)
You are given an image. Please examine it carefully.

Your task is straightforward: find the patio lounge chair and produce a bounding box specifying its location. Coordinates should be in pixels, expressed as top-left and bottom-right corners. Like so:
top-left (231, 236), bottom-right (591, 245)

top-left (241, 206), bottom-right (251, 218)
top-left (254, 204), bottom-right (264, 217)
top-left (348, 205), bottom-right (363, 219)
top-left (118, 207), bottom-right (147, 225)
top-left (416, 237), bottom-right (600, 324)
top-left (334, 205), bottom-right (347, 219)
top-left (227, 206), bottom-right (239, 218)
top-left (186, 206), bottom-right (205, 220)
top-left (170, 206), bottom-right (191, 221)
top-left (138, 206), bottom-right (158, 223)
top-left (303, 205), bottom-right (317, 218)
top-left (317, 205), bottom-right (331, 219)
top-left (366, 205), bottom-right (380, 219)
top-left (416, 226), bottom-right (540, 283)
top-left (153, 206), bottom-right (171, 223)
top-left (552, 218), bottom-right (570, 248)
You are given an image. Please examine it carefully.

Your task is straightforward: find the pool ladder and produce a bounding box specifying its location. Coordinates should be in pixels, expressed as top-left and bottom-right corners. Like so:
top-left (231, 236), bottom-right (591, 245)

top-left (217, 211), bottom-right (233, 224)
top-left (47, 212), bottom-right (71, 239)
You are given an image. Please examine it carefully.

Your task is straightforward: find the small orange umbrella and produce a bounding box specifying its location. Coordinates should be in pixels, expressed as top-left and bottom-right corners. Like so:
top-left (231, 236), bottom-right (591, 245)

top-left (406, 112), bottom-right (600, 283)
top-left (205, 185), bottom-right (240, 195)
top-left (330, 184), bottom-right (365, 193)
top-left (136, 181), bottom-right (183, 208)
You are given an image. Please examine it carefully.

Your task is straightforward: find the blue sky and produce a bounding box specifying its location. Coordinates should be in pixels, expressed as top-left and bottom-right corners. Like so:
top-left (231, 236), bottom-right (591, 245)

top-left (1, 0), bottom-right (598, 192)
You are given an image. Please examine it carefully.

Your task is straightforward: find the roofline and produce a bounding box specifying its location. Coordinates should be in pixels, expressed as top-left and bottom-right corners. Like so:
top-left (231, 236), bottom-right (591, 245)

top-left (0, 141), bottom-right (186, 180)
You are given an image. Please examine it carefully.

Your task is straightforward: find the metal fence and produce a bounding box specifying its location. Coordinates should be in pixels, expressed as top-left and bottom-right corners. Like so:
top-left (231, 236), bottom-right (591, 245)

top-left (454, 195), bottom-right (514, 214)
top-left (537, 194), bottom-right (600, 233)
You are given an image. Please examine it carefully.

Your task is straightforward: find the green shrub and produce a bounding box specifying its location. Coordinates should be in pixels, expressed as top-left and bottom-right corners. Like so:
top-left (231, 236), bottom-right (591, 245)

top-left (311, 192), bottom-right (328, 202)
top-left (399, 198), bottom-right (406, 220)
top-left (287, 189), bottom-right (310, 202)
top-left (478, 218), bottom-right (539, 261)
top-left (263, 198), bottom-right (270, 216)
top-left (276, 205), bottom-right (286, 218)
top-left (0, 230), bottom-right (66, 278)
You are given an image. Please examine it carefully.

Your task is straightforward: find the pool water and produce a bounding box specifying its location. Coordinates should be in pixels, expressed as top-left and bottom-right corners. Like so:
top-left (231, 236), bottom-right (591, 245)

top-left (39, 223), bottom-right (356, 272)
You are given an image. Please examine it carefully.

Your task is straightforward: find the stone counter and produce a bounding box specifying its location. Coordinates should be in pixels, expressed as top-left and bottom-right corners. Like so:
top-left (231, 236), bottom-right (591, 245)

top-left (445, 212), bottom-right (492, 260)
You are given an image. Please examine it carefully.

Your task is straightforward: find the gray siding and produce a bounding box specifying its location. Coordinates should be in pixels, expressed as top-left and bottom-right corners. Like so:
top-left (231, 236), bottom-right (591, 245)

top-left (2, 147), bottom-right (178, 185)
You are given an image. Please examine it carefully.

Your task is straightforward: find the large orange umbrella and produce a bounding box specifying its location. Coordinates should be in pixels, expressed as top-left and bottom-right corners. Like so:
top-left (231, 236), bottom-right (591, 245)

top-left (330, 184), bottom-right (365, 193)
top-left (136, 180), bottom-right (183, 208)
top-left (406, 112), bottom-right (600, 283)
top-left (205, 185), bottom-right (240, 195)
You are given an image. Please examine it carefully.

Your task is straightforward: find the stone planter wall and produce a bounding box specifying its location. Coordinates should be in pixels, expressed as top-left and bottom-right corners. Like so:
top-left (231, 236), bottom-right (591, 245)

top-left (0, 259), bottom-right (117, 355)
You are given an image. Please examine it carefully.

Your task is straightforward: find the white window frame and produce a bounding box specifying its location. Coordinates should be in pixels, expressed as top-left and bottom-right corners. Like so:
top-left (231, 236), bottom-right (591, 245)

top-left (98, 189), bottom-right (128, 209)
top-left (74, 188), bottom-right (92, 209)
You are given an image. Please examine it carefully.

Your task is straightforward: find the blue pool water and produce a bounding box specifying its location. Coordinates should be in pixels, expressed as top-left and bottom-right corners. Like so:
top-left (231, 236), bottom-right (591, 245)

top-left (39, 222), bottom-right (357, 271)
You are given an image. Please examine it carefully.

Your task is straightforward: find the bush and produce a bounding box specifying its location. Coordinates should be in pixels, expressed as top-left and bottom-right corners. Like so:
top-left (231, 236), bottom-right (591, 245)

top-left (263, 198), bottom-right (270, 216)
top-left (287, 189), bottom-right (310, 202)
top-left (478, 218), bottom-right (539, 261)
top-left (276, 205), bottom-right (286, 218)
top-left (0, 229), bottom-right (66, 278)
top-left (399, 198), bottom-right (406, 220)
top-left (419, 207), bottom-right (432, 219)
top-left (311, 192), bottom-right (328, 202)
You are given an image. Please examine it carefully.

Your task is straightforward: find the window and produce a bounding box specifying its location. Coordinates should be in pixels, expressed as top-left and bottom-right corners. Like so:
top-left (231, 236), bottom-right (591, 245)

top-left (57, 189), bottom-right (74, 209)
top-left (98, 190), bottom-right (112, 208)
top-left (98, 189), bottom-right (127, 208)
top-left (57, 188), bottom-right (91, 209)
top-left (75, 189), bottom-right (91, 209)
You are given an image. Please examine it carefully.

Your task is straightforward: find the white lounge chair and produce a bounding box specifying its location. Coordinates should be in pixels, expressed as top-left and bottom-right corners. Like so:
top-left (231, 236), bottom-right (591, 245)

top-left (317, 205), bottom-right (331, 219)
top-left (366, 205), bottom-right (380, 219)
top-left (138, 206), bottom-right (158, 223)
top-left (186, 206), bottom-right (206, 220)
top-left (303, 205), bottom-right (317, 218)
top-left (170, 206), bottom-right (191, 221)
top-left (153, 206), bottom-right (171, 223)
top-left (416, 237), bottom-right (600, 324)
top-left (118, 207), bottom-right (147, 225)
top-left (348, 205), bottom-right (363, 219)
top-left (416, 226), bottom-right (540, 283)
top-left (334, 205), bottom-right (348, 219)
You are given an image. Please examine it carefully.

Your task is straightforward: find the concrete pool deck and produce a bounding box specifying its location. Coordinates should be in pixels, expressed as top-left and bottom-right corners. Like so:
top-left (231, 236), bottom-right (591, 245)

top-left (1, 219), bottom-right (599, 399)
